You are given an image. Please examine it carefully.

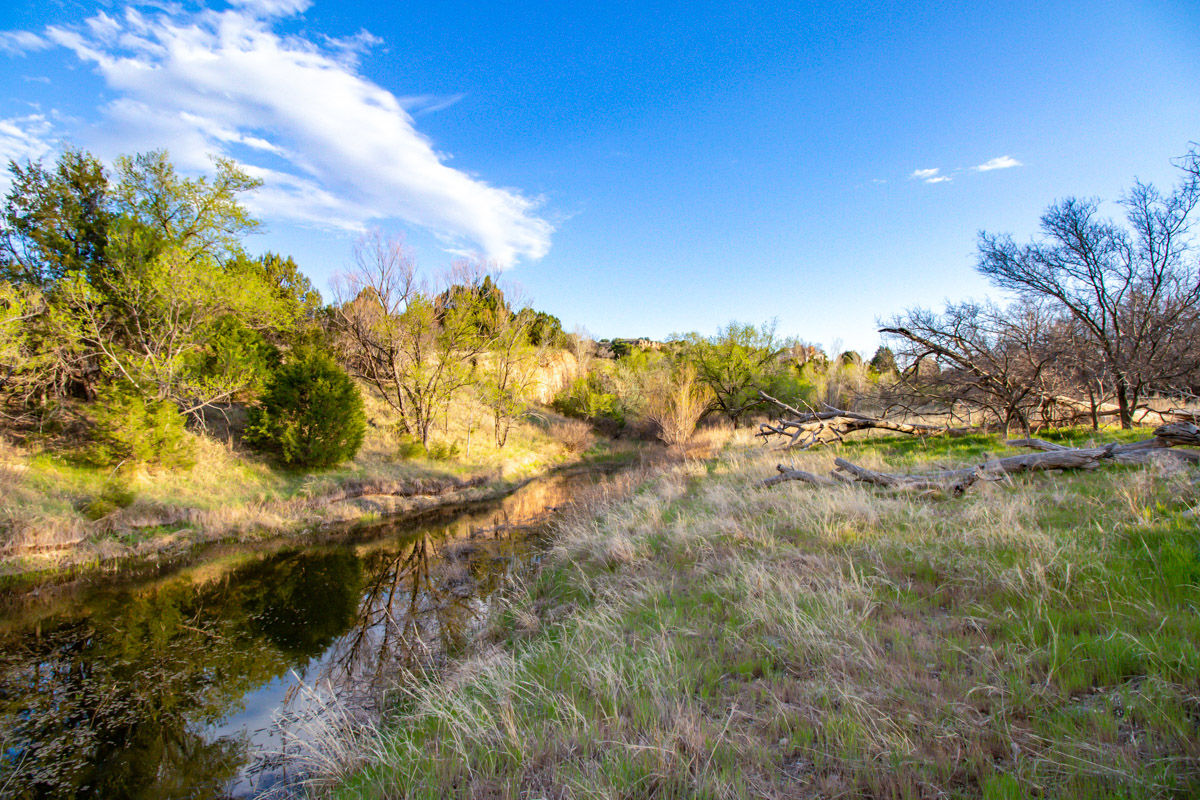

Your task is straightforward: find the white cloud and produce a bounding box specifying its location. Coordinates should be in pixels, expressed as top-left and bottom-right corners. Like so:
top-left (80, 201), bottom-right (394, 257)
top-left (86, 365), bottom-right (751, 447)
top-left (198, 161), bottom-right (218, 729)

top-left (0, 30), bottom-right (51, 55)
top-left (400, 93), bottom-right (468, 117)
top-left (0, 114), bottom-right (55, 195)
top-left (321, 28), bottom-right (384, 67)
top-left (909, 167), bottom-right (950, 184)
top-left (972, 155), bottom-right (1022, 172)
top-left (228, 0), bottom-right (314, 18)
top-left (30, 2), bottom-right (553, 265)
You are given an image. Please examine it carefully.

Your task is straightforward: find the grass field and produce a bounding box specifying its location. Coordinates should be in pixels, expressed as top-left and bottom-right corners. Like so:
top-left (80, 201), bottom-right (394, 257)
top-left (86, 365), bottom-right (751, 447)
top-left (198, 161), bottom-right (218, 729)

top-left (326, 426), bottom-right (1200, 799)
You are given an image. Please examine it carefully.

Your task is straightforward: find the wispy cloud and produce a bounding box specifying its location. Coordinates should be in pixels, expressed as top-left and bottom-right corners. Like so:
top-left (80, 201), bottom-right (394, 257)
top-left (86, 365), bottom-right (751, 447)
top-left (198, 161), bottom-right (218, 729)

top-left (400, 94), bottom-right (468, 117)
top-left (0, 30), bottom-right (51, 56)
top-left (0, 115), bottom-right (54, 195)
top-left (909, 167), bottom-right (950, 184)
top-left (23, 2), bottom-right (552, 265)
top-left (972, 155), bottom-right (1022, 172)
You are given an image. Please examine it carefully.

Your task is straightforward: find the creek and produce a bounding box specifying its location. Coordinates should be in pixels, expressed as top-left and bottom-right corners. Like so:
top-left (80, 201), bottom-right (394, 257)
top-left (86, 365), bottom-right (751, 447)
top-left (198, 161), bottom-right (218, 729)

top-left (0, 468), bottom-right (612, 799)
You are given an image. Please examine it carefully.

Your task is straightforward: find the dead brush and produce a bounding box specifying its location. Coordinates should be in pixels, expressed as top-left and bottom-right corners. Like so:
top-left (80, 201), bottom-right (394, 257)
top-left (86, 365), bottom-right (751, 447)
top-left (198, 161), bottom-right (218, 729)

top-left (549, 418), bottom-right (594, 454)
top-left (0, 513), bottom-right (87, 554)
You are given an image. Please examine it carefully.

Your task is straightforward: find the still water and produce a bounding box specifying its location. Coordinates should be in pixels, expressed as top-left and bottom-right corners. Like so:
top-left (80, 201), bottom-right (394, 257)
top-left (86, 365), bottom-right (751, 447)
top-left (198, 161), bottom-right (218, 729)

top-left (0, 470), bottom-right (607, 798)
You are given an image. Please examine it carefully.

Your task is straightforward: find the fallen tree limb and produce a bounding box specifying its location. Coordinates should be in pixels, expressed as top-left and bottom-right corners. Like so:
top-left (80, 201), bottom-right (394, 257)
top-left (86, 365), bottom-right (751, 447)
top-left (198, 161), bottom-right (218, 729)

top-left (763, 423), bottom-right (1200, 493)
top-left (1007, 423), bottom-right (1200, 464)
top-left (756, 391), bottom-right (978, 450)
top-left (763, 465), bottom-right (838, 487)
top-left (830, 457), bottom-right (983, 496)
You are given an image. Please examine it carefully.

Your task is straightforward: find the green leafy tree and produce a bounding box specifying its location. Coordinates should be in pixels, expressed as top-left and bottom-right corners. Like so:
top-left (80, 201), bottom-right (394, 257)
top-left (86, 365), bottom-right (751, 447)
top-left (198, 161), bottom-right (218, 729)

top-left (110, 150), bottom-right (260, 264)
top-left (435, 271), bottom-right (510, 340)
top-left (228, 251), bottom-right (323, 341)
top-left (525, 310), bottom-right (567, 347)
top-left (552, 373), bottom-right (623, 425)
top-left (245, 350), bottom-right (366, 468)
top-left (45, 151), bottom-right (299, 413)
top-left (0, 281), bottom-right (40, 399)
top-left (0, 150), bottom-right (114, 404)
top-left (869, 345), bottom-right (897, 375)
top-left (678, 320), bottom-right (794, 426)
top-left (839, 350), bottom-right (862, 366)
top-left (64, 232), bottom-right (284, 412)
top-left (184, 315), bottom-right (281, 398)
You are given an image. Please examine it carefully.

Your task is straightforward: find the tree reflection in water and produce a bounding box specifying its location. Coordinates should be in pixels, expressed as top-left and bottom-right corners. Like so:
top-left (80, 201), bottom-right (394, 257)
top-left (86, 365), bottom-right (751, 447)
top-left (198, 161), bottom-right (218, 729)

top-left (0, 471), bottom-right (592, 799)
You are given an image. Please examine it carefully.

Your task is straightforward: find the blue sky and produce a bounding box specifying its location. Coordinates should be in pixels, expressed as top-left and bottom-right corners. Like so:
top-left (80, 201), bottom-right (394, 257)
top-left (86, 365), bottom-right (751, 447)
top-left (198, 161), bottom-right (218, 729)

top-left (1, 0), bottom-right (1198, 354)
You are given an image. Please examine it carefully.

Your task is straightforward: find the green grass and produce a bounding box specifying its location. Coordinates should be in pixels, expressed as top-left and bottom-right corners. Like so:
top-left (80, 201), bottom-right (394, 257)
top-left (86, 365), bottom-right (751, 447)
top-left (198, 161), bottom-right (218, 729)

top-left (323, 426), bottom-right (1200, 799)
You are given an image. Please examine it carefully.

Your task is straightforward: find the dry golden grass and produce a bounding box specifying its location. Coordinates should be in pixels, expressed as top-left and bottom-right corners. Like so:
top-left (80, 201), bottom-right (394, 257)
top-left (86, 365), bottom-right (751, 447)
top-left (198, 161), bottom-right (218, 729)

top-left (327, 426), bottom-right (1200, 800)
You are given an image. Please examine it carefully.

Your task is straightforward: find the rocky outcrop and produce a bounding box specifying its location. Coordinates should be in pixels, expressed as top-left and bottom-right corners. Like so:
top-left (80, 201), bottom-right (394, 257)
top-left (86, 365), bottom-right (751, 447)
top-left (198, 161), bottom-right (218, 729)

top-left (529, 350), bottom-right (577, 403)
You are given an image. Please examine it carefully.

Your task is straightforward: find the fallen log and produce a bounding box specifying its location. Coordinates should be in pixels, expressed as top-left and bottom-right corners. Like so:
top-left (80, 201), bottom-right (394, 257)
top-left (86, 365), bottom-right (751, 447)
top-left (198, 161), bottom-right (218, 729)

top-left (756, 391), bottom-right (977, 450)
top-left (1155, 421), bottom-right (1200, 446)
top-left (1007, 423), bottom-right (1200, 464)
top-left (763, 424), bottom-right (1200, 493)
top-left (831, 457), bottom-right (983, 495)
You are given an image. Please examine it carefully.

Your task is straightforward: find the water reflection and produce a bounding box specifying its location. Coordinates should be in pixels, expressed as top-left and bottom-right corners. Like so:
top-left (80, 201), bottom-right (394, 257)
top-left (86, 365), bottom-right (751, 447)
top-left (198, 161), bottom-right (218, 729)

top-left (0, 471), bottom-right (598, 798)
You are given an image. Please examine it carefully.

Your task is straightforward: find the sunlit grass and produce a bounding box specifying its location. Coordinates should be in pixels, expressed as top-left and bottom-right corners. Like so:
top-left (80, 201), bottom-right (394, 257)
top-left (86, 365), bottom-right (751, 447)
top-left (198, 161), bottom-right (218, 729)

top-left (325, 426), bottom-right (1200, 799)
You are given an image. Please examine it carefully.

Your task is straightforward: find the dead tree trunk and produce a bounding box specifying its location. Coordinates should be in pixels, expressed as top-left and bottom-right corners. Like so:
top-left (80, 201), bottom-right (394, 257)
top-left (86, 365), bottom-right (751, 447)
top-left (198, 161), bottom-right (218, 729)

top-left (756, 391), bottom-right (977, 450)
top-left (764, 422), bottom-right (1200, 493)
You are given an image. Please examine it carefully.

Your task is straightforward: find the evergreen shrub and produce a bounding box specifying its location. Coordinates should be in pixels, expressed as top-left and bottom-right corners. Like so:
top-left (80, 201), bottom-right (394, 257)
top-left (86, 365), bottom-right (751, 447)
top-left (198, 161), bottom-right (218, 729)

top-left (245, 350), bottom-right (366, 468)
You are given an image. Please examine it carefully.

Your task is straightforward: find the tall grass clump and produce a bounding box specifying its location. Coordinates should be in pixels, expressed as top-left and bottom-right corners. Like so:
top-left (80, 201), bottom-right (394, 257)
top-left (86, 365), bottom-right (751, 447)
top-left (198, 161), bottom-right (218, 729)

top-left (645, 362), bottom-right (711, 451)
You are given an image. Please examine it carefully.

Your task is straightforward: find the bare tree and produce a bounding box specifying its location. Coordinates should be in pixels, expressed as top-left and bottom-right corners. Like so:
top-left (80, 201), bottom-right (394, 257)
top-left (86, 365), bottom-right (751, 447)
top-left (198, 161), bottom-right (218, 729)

top-left (331, 233), bottom-right (498, 447)
top-left (569, 325), bottom-right (595, 379)
top-left (881, 300), bottom-right (1065, 435)
top-left (976, 152), bottom-right (1200, 428)
top-left (329, 231), bottom-right (418, 424)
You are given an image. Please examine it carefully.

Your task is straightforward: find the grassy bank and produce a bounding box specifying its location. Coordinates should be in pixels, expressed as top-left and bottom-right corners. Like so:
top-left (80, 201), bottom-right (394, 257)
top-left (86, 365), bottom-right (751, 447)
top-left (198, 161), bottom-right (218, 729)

top-left (327, 426), bottom-right (1200, 799)
top-left (0, 393), bottom-right (633, 577)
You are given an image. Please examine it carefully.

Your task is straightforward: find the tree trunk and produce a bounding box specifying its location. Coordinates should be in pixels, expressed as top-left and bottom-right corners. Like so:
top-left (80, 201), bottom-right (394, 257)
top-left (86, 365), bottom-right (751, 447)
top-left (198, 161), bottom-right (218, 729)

top-left (1116, 381), bottom-right (1132, 429)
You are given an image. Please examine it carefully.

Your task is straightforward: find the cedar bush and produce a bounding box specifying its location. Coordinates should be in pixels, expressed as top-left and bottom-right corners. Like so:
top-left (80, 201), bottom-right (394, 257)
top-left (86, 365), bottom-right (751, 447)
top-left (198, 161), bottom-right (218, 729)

top-left (245, 350), bottom-right (365, 468)
top-left (87, 382), bottom-right (195, 469)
